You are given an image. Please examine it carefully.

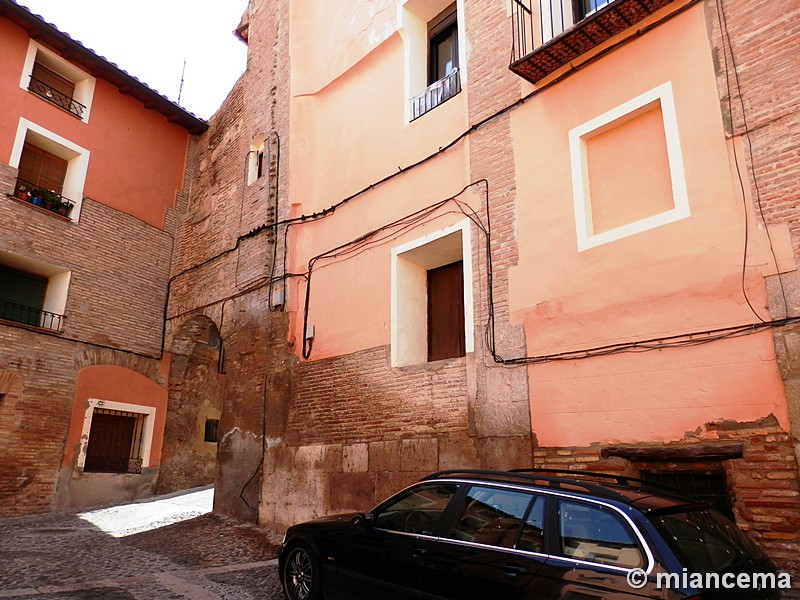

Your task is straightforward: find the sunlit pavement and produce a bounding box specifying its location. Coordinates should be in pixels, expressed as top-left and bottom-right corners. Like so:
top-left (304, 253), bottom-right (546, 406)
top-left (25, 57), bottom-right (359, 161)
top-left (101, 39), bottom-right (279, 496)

top-left (0, 487), bottom-right (284, 599)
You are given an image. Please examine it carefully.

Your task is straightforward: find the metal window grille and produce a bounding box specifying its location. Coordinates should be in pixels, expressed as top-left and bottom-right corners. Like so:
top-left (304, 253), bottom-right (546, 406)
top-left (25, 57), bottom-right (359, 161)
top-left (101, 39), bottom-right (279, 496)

top-left (28, 62), bottom-right (86, 118)
top-left (410, 68), bottom-right (461, 121)
top-left (640, 470), bottom-right (734, 519)
top-left (84, 408), bottom-right (146, 474)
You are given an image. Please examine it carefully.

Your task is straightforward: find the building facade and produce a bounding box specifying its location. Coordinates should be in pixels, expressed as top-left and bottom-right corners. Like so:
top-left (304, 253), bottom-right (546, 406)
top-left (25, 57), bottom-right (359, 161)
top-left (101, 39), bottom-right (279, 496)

top-left (171, 0), bottom-right (800, 583)
top-left (0, 0), bottom-right (210, 513)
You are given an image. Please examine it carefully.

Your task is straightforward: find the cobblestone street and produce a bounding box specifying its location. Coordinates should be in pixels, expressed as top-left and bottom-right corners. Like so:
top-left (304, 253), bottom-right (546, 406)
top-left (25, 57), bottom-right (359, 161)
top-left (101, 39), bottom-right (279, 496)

top-left (0, 488), bottom-right (284, 599)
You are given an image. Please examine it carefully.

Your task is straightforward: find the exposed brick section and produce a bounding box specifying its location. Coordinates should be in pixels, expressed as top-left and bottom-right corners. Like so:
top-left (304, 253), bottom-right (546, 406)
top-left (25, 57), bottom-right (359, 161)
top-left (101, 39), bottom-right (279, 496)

top-left (1, 193), bottom-right (172, 357)
top-left (165, 0), bottom-right (293, 523)
top-left (289, 347), bottom-right (469, 445)
top-left (706, 0), bottom-right (800, 258)
top-left (535, 416), bottom-right (800, 593)
top-left (0, 326), bottom-right (166, 515)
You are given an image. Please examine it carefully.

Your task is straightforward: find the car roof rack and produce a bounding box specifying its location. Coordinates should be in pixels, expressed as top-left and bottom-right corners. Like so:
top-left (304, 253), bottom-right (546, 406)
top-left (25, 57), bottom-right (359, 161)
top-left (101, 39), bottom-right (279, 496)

top-left (509, 468), bottom-right (689, 497)
top-left (421, 468), bottom-right (690, 503)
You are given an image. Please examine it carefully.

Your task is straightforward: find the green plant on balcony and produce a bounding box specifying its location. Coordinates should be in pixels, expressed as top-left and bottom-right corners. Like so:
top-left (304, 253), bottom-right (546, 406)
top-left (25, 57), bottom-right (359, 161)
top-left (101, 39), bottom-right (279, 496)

top-left (56, 198), bottom-right (74, 217)
top-left (42, 190), bottom-right (60, 211)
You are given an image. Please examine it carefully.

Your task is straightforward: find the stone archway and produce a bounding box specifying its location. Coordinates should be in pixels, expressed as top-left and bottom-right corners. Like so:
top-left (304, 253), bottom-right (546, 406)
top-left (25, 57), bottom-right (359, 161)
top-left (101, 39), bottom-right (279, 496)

top-left (157, 315), bottom-right (225, 495)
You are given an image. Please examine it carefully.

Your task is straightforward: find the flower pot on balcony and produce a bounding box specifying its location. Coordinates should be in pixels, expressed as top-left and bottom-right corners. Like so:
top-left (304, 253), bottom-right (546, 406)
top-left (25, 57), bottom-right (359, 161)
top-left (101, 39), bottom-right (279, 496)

top-left (16, 190), bottom-right (30, 201)
top-left (31, 195), bottom-right (43, 206)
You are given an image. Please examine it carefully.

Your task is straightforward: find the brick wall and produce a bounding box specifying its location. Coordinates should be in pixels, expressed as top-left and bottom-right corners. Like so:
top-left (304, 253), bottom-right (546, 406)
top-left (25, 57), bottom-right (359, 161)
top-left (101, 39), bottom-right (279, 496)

top-left (705, 0), bottom-right (800, 512)
top-left (1, 166), bottom-right (177, 514)
top-left (534, 416), bottom-right (800, 593)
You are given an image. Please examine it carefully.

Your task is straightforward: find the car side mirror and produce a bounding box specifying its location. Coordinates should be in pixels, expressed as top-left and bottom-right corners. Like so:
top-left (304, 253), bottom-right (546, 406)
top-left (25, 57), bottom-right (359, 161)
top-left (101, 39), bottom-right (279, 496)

top-left (353, 513), bottom-right (374, 529)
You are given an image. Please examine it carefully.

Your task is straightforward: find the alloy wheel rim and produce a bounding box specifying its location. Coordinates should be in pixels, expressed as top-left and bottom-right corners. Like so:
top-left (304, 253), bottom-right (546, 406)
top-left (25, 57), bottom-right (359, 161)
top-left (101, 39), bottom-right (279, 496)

top-left (287, 549), bottom-right (313, 600)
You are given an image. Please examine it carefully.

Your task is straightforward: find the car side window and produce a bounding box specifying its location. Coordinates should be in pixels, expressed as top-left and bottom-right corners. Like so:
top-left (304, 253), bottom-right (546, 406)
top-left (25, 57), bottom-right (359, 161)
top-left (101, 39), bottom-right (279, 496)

top-left (446, 485), bottom-right (537, 549)
top-left (517, 495), bottom-right (545, 553)
top-left (373, 483), bottom-right (459, 535)
top-left (557, 500), bottom-right (644, 568)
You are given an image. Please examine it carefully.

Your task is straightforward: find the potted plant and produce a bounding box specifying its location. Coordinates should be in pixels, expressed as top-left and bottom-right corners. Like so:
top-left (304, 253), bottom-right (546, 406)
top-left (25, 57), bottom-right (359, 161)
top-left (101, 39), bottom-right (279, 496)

top-left (57, 198), bottom-right (74, 217)
top-left (43, 190), bottom-right (60, 212)
top-left (31, 188), bottom-right (44, 206)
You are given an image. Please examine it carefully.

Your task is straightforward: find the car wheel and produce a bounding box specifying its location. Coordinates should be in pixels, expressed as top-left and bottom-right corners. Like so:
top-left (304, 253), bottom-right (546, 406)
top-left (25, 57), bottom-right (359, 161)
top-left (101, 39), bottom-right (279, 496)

top-left (282, 543), bottom-right (321, 600)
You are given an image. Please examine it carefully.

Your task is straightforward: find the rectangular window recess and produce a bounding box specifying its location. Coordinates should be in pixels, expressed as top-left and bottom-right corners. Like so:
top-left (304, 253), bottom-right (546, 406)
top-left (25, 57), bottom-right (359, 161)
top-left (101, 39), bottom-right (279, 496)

top-left (204, 419), bottom-right (220, 443)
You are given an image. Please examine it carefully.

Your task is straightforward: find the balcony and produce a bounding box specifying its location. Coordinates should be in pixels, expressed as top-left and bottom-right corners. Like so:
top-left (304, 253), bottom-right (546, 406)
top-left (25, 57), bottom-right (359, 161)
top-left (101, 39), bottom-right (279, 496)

top-left (28, 75), bottom-right (86, 119)
top-left (13, 178), bottom-right (75, 219)
top-left (510, 0), bottom-right (677, 84)
top-left (410, 68), bottom-right (462, 121)
top-left (0, 299), bottom-right (64, 332)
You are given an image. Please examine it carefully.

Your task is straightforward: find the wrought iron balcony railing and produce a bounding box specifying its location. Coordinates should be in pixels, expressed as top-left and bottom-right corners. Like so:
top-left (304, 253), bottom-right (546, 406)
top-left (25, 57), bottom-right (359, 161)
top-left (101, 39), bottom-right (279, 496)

top-left (0, 299), bottom-right (64, 332)
top-left (510, 0), bottom-right (676, 83)
top-left (28, 76), bottom-right (86, 119)
top-left (410, 68), bottom-right (462, 121)
top-left (13, 178), bottom-right (75, 218)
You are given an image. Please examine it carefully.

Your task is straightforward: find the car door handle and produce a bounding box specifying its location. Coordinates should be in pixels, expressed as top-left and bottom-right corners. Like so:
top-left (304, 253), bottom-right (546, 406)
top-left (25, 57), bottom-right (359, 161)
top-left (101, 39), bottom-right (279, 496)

top-left (502, 562), bottom-right (528, 577)
top-left (410, 546), bottom-right (428, 558)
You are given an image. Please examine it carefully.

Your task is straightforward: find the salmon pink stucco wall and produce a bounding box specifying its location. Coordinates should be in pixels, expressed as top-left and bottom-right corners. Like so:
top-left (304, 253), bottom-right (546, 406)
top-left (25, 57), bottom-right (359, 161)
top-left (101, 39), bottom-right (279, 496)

top-left (288, 0), bottom-right (472, 360)
top-left (62, 365), bottom-right (168, 469)
top-left (0, 18), bottom-right (190, 230)
top-left (508, 6), bottom-right (792, 446)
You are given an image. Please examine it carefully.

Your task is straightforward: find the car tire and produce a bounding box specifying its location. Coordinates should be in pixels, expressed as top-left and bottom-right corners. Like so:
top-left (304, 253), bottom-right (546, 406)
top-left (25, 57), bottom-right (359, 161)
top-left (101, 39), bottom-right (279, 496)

top-left (282, 542), bottom-right (322, 600)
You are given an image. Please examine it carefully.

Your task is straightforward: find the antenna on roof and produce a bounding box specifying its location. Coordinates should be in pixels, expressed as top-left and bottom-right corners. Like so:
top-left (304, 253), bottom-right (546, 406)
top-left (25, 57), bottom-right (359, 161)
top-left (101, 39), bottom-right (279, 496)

top-left (177, 58), bottom-right (187, 105)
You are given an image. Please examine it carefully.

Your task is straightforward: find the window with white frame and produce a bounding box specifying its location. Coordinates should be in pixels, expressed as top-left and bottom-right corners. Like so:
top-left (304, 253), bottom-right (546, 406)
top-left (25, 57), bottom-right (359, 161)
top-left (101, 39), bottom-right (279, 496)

top-left (401, 0), bottom-right (465, 122)
top-left (392, 220), bottom-right (474, 367)
top-left (10, 119), bottom-right (89, 222)
top-left (19, 42), bottom-right (96, 122)
top-left (247, 133), bottom-right (266, 186)
top-left (0, 251), bottom-right (70, 332)
top-left (78, 399), bottom-right (156, 474)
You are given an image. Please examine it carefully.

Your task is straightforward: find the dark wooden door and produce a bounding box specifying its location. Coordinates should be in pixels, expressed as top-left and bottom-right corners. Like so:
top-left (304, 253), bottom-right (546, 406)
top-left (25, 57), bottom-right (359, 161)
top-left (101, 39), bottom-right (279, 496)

top-left (427, 261), bottom-right (465, 362)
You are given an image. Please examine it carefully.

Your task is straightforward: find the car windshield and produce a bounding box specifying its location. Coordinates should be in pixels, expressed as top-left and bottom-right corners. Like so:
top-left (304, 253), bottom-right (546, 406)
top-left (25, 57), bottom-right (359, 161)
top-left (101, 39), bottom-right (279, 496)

top-left (649, 508), bottom-right (766, 573)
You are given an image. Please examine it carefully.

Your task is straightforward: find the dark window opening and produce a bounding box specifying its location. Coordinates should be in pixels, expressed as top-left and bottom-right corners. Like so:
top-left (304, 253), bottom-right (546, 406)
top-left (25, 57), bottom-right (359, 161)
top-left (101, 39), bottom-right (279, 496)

top-left (204, 418), bottom-right (220, 443)
top-left (84, 408), bottom-right (145, 474)
top-left (427, 260), bottom-right (465, 362)
top-left (0, 266), bottom-right (47, 327)
top-left (257, 151), bottom-right (264, 179)
top-left (640, 469), bottom-right (734, 519)
top-left (429, 8), bottom-right (459, 85)
top-left (574, 0), bottom-right (614, 20)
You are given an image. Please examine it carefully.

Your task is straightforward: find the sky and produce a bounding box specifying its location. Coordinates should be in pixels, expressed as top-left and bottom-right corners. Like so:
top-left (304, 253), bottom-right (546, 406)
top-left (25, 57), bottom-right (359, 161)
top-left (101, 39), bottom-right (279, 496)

top-left (18, 0), bottom-right (249, 120)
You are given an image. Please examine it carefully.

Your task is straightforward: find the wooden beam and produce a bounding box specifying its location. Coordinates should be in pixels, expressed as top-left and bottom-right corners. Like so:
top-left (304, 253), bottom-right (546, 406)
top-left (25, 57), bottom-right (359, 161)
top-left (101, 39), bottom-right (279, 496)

top-left (600, 442), bottom-right (744, 462)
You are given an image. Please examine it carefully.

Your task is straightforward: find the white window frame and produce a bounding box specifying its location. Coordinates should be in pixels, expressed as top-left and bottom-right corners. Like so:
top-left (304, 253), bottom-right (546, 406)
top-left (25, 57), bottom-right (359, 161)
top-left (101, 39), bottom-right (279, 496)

top-left (10, 118), bottom-right (90, 222)
top-left (399, 0), bottom-right (467, 124)
top-left (19, 41), bottom-right (97, 123)
top-left (569, 82), bottom-right (689, 252)
top-left (0, 250), bottom-right (71, 329)
top-left (77, 399), bottom-right (156, 471)
top-left (247, 132), bottom-right (266, 186)
top-left (391, 219), bottom-right (474, 367)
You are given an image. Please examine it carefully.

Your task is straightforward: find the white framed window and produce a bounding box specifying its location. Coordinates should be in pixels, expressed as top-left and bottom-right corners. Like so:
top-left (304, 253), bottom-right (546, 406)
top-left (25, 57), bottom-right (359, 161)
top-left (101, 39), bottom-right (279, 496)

top-left (569, 82), bottom-right (689, 251)
top-left (19, 41), bottom-right (96, 122)
top-left (77, 399), bottom-right (156, 473)
top-left (391, 219), bottom-right (474, 367)
top-left (247, 132), bottom-right (266, 186)
top-left (10, 118), bottom-right (89, 222)
top-left (0, 250), bottom-right (70, 332)
top-left (400, 0), bottom-right (466, 122)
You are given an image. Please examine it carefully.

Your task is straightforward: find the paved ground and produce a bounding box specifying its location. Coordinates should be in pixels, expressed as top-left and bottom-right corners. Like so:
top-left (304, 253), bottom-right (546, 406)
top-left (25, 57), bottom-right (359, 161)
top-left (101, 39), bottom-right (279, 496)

top-left (0, 487), bottom-right (285, 599)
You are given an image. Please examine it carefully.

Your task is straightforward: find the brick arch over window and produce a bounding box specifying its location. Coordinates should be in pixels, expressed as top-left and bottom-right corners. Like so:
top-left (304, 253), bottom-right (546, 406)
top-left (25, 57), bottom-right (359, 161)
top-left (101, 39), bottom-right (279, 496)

top-left (73, 347), bottom-right (166, 387)
top-left (159, 314), bottom-right (225, 495)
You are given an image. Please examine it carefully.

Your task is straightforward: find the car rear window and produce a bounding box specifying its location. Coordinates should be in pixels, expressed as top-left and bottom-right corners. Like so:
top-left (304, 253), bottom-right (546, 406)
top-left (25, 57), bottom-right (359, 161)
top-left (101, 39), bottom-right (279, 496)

top-left (649, 508), bottom-right (766, 573)
top-left (558, 500), bottom-right (645, 568)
